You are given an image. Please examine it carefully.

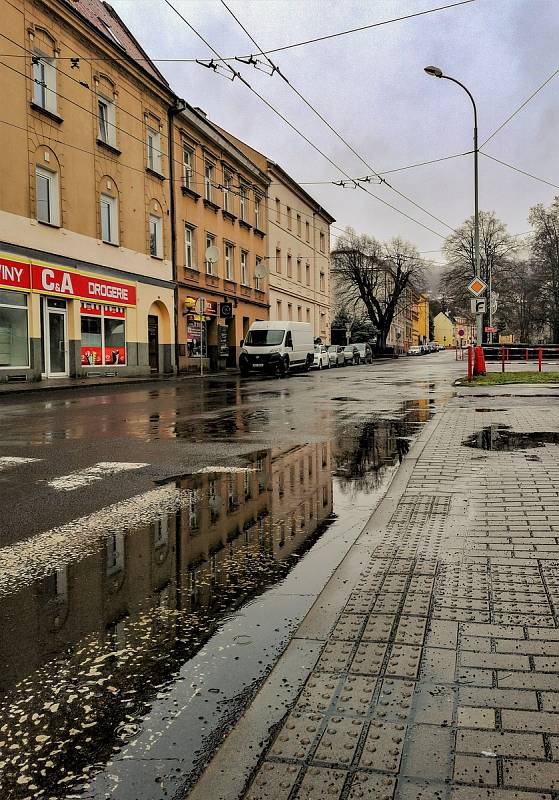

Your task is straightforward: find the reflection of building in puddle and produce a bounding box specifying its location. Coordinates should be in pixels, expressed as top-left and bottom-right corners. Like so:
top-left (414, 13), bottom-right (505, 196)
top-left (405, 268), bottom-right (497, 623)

top-left (0, 443), bottom-right (332, 800)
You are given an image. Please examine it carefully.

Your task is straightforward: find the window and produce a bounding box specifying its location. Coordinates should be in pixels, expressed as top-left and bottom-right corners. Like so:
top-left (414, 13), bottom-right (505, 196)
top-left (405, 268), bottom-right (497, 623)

top-left (276, 300), bottom-right (282, 318)
top-left (297, 305), bottom-right (302, 321)
top-left (306, 308), bottom-right (311, 323)
top-left (320, 272), bottom-right (325, 292)
top-left (239, 185), bottom-right (248, 221)
top-left (204, 162), bottom-right (214, 202)
top-left (254, 196), bottom-right (261, 229)
top-left (288, 303), bottom-right (292, 320)
top-left (100, 194), bottom-right (118, 244)
top-left (287, 254), bottom-right (292, 277)
top-left (297, 259), bottom-right (302, 283)
top-left (183, 145), bottom-right (194, 189)
top-left (80, 303), bottom-right (126, 366)
top-left (320, 312), bottom-right (326, 332)
top-left (306, 263), bottom-right (311, 285)
top-left (36, 166), bottom-right (59, 225)
top-left (185, 224), bottom-right (196, 269)
top-left (240, 250), bottom-right (248, 285)
top-left (98, 97), bottom-right (116, 147)
top-left (275, 197), bottom-right (281, 222)
top-left (147, 126), bottom-right (162, 174)
top-left (297, 214), bottom-right (302, 236)
top-left (149, 214), bottom-right (162, 257)
top-left (275, 248), bottom-right (281, 274)
top-left (225, 242), bottom-right (234, 280)
top-left (223, 171), bottom-right (232, 211)
top-left (320, 231), bottom-right (326, 252)
top-left (0, 291), bottom-right (29, 368)
top-left (286, 206), bottom-right (292, 230)
top-left (32, 55), bottom-right (56, 113)
top-left (305, 221), bottom-right (310, 242)
top-left (205, 233), bottom-right (216, 274)
top-left (255, 256), bottom-right (263, 291)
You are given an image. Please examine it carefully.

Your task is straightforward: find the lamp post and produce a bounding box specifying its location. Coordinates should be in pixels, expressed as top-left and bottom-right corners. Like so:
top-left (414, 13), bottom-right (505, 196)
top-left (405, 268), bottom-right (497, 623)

top-left (424, 66), bottom-right (483, 348)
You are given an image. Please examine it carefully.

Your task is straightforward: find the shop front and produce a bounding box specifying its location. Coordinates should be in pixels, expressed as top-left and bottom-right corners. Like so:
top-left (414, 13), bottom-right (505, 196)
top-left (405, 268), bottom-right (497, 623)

top-left (181, 295), bottom-right (231, 373)
top-left (0, 252), bottom-right (174, 382)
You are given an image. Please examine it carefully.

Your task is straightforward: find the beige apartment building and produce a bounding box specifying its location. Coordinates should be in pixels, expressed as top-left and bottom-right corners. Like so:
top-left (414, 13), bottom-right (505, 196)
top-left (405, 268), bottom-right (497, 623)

top-left (214, 130), bottom-right (335, 342)
top-left (0, 0), bottom-right (176, 381)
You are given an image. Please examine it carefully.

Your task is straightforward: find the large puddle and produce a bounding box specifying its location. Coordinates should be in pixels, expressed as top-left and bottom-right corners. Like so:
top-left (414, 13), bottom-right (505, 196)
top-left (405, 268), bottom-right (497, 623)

top-left (0, 403), bottom-right (433, 800)
top-left (463, 425), bottom-right (559, 451)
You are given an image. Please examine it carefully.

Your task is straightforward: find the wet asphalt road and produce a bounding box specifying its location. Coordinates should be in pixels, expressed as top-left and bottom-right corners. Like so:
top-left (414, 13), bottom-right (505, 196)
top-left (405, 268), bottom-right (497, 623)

top-left (0, 353), bottom-right (464, 800)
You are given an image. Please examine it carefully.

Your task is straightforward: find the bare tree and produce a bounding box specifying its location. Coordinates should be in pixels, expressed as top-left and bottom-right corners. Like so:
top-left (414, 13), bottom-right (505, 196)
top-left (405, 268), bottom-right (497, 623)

top-left (331, 228), bottom-right (425, 353)
top-left (497, 258), bottom-right (543, 342)
top-left (529, 198), bottom-right (559, 341)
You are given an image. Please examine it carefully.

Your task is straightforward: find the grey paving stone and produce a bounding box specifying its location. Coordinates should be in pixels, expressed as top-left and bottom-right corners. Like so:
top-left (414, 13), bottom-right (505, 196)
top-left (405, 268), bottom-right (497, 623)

top-left (296, 766), bottom-right (348, 799)
top-left (313, 716), bottom-right (364, 766)
top-left (245, 762), bottom-right (301, 800)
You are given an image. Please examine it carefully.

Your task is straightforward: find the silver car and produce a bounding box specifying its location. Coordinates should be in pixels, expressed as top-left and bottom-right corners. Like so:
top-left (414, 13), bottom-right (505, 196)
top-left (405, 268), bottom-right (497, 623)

top-left (327, 344), bottom-right (345, 367)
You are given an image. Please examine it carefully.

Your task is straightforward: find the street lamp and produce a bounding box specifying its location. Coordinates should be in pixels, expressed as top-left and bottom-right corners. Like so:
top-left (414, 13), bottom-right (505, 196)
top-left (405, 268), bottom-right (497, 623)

top-left (424, 66), bottom-right (483, 348)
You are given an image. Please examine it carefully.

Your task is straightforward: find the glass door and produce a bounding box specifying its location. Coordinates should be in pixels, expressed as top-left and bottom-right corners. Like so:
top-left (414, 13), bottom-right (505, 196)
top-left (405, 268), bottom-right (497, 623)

top-left (46, 309), bottom-right (68, 377)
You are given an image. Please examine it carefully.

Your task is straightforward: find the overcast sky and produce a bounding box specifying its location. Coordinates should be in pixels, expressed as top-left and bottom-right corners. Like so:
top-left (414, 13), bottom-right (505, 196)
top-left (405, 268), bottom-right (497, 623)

top-left (113, 0), bottom-right (559, 272)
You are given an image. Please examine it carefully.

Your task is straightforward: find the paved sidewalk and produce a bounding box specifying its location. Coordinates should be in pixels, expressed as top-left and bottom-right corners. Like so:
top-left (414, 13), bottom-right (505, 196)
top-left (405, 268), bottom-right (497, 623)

top-left (189, 389), bottom-right (559, 800)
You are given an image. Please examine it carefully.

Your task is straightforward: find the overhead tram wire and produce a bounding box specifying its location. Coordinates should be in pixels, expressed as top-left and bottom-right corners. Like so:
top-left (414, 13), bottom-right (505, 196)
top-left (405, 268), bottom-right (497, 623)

top-left (480, 152), bottom-right (559, 191)
top-left (219, 0), bottom-right (456, 234)
top-left (162, 0), bottom-right (448, 241)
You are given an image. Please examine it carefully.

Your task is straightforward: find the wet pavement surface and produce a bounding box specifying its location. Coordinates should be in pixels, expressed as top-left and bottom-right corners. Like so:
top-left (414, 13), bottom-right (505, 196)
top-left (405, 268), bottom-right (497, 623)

top-left (0, 354), bottom-right (462, 800)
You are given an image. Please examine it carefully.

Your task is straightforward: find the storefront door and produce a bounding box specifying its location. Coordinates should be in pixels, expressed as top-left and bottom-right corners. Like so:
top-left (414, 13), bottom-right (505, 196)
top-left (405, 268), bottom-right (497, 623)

top-left (148, 315), bottom-right (159, 372)
top-left (45, 306), bottom-right (69, 377)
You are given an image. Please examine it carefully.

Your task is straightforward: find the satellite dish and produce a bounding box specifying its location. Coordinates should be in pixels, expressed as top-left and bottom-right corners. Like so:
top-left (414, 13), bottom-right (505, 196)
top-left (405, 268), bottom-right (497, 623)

top-left (205, 245), bottom-right (219, 264)
top-left (254, 262), bottom-right (268, 279)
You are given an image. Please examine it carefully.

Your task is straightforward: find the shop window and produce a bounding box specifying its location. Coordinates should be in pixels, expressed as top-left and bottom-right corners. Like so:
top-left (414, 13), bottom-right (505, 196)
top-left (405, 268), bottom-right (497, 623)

top-left (147, 125), bottom-right (162, 174)
top-left (100, 193), bottom-right (118, 244)
top-left (80, 303), bottom-right (126, 366)
top-left (36, 166), bottom-right (59, 226)
top-left (149, 214), bottom-right (162, 258)
top-left (185, 224), bottom-right (196, 269)
top-left (32, 54), bottom-right (57, 113)
top-left (183, 145), bottom-right (194, 189)
top-left (225, 242), bottom-right (234, 280)
top-left (0, 290), bottom-right (29, 368)
top-left (255, 257), bottom-right (263, 291)
top-left (254, 196), bottom-right (261, 229)
top-left (240, 251), bottom-right (248, 285)
top-left (98, 96), bottom-right (116, 147)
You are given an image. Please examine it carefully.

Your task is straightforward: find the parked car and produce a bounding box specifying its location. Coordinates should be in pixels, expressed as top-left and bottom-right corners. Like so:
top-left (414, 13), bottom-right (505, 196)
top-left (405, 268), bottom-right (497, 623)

top-left (327, 344), bottom-right (345, 367)
top-left (353, 342), bottom-right (373, 364)
top-left (408, 345), bottom-right (422, 356)
top-left (342, 344), bottom-right (358, 365)
top-left (312, 344), bottom-right (330, 370)
top-left (239, 321), bottom-right (314, 377)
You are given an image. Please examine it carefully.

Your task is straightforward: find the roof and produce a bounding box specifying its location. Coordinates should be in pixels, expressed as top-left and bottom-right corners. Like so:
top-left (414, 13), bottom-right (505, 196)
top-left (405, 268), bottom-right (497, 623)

top-left (65, 0), bottom-right (169, 86)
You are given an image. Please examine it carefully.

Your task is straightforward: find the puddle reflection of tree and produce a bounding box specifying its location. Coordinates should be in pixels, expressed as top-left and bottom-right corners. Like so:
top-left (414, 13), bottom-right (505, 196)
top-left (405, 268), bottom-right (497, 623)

top-left (333, 419), bottom-right (412, 493)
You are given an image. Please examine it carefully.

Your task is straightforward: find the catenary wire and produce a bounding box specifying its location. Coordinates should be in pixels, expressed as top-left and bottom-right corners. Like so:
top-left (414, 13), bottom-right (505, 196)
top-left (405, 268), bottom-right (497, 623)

top-left (480, 152), bottom-right (559, 191)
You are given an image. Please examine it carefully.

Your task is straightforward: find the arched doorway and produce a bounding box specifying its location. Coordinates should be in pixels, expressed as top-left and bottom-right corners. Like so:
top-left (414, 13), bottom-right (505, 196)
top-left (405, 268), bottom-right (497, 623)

top-left (147, 301), bottom-right (172, 373)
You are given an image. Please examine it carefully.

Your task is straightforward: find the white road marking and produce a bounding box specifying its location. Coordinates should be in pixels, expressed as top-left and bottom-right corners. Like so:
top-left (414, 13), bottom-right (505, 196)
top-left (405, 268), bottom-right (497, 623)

top-left (47, 461), bottom-right (149, 491)
top-left (0, 485), bottom-right (197, 597)
top-left (196, 466), bottom-right (256, 474)
top-left (0, 456), bottom-right (41, 471)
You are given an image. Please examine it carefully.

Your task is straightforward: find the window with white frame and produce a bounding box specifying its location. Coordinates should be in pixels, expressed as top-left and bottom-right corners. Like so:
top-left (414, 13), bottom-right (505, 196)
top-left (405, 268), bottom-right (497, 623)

top-left (147, 125), bottom-right (162, 174)
top-left (100, 193), bottom-right (118, 244)
top-left (185, 224), bottom-right (196, 269)
top-left (35, 166), bottom-right (59, 225)
top-left (32, 55), bottom-right (57, 113)
top-left (225, 242), bottom-right (234, 280)
top-left (149, 214), bottom-right (162, 257)
top-left (183, 145), bottom-right (194, 189)
top-left (0, 290), bottom-right (29, 368)
top-left (239, 185), bottom-right (248, 221)
top-left (223, 171), bottom-right (232, 211)
top-left (255, 256), bottom-right (263, 291)
top-left (204, 162), bottom-right (214, 202)
top-left (98, 96), bottom-right (116, 147)
top-left (240, 250), bottom-right (248, 285)
top-left (205, 233), bottom-right (216, 275)
top-left (254, 196), bottom-right (261, 229)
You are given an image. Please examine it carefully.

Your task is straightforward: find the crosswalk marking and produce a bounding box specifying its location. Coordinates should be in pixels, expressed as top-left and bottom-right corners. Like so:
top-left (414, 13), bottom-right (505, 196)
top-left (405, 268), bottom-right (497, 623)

top-left (47, 462), bottom-right (149, 491)
top-left (0, 456), bottom-right (41, 471)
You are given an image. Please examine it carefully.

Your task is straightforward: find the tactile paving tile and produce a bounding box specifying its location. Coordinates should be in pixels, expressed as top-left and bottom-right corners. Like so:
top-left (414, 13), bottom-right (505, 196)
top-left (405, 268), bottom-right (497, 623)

top-left (361, 614), bottom-right (395, 642)
top-left (330, 613), bottom-right (367, 641)
top-left (381, 574), bottom-right (409, 593)
top-left (313, 716), bottom-right (364, 766)
top-left (408, 575), bottom-right (435, 593)
top-left (413, 560), bottom-right (438, 576)
top-left (346, 592), bottom-right (377, 615)
top-left (297, 674), bottom-right (338, 712)
top-left (245, 761), bottom-right (301, 800)
top-left (269, 711), bottom-right (323, 760)
top-left (375, 679), bottom-right (415, 721)
top-left (385, 644), bottom-right (422, 679)
top-left (315, 641), bottom-right (354, 673)
top-left (373, 593), bottom-right (404, 614)
top-left (296, 766), bottom-right (347, 799)
top-left (350, 641), bottom-right (388, 675)
top-left (359, 720), bottom-right (406, 772)
top-left (402, 592), bottom-right (431, 616)
top-left (394, 616), bottom-right (428, 645)
top-left (335, 675), bottom-right (377, 715)
top-left (346, 770), bottom-right (396, 800)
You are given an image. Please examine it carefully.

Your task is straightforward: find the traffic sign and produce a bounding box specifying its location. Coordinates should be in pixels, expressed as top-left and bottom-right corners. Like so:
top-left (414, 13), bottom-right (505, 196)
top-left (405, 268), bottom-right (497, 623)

top-left (485, 326), bottom-right (497, 333)
top-left (468, 277), bottom-right (487, 297)
top-left (458, 328), bottom-right (465, 337)
top-left (471, 298), bottom-right (486, 313)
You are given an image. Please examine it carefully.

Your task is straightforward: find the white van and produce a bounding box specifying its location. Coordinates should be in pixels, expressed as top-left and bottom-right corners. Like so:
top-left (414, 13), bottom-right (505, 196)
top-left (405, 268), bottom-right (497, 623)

top-left (239, 321), bottom-right (314, 377)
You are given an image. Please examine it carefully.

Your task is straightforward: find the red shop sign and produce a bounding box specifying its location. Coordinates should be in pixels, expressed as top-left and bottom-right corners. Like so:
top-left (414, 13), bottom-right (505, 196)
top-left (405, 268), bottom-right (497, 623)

top-left (0, 255), bottom-right (31, 292)
top-left (32, 263), bottom-right (136, 306)
top-left (204, 300), bottom-right (218, 315)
